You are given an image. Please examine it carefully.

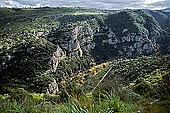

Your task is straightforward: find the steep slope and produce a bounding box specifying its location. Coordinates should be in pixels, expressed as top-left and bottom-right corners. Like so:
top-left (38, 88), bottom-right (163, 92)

top-left (0, 7), bottom-right (103, 93)
top-left (0, 7), bottom-right (170, 94)
top-left (79, 55), bottom-right (170, 112)
top-left (92, 10), bottom-right (170, 61)
top-left (147, 10), bottom-right (170, 29)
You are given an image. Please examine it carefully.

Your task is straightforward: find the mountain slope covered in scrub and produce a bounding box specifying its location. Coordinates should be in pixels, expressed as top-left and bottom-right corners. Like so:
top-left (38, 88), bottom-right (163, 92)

top-left (0, 7), bottom-right (170, 113)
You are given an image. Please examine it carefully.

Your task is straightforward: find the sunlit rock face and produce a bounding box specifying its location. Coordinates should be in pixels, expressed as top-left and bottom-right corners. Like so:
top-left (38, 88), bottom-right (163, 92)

top-left (47, 10), bottom-right (170, 62)
top-left (101, 31), bottom-right (159, 57)
top-left (91, 10), bottom-right (170, 60)
top-left (1, 8), bottom-right (170, 94)
top-left (49, 46), bottom-right (66, 73)
top-left (48, 24), bottom-right (97, 59)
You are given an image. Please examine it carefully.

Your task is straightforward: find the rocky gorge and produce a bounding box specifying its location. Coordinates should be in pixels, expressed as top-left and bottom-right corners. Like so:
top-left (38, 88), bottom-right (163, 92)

top-left (0, 7), bottom-right (170, 96)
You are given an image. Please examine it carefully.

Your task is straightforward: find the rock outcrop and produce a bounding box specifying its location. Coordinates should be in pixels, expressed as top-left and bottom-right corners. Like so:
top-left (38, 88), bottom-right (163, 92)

top-left (46, 79), bottom-right (59, 94)
top-left (49, 46), bottom-right (66, 73)
top-left (0, 7), bottom-right (170, 94)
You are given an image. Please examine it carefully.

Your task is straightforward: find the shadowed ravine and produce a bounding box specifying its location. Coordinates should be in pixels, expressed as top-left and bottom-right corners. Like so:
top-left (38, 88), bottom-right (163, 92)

top-left (0, 7), bottom-right (170, 113)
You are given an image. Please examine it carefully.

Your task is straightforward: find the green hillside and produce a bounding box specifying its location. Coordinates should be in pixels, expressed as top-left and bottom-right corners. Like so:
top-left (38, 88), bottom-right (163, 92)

top-left (0, 7), bottom-right (170, 112)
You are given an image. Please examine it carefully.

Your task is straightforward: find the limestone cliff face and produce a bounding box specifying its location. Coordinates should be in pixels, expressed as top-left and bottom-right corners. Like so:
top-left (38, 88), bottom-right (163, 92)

top-left (46, 79), bottom-right (59, 94)
top-left (49, 46), bottom-right (66, 73)
top-left (47, 10), bottom-right (170, 62)
top-left (1, 8), bottom-right (170, 94)
top-left (91, 10), bottom-right (169, 61)
top-left (100, 30), bottom-right (159, 57)
top-left (47, 23), bottom-right (98, 58)
top-left (74, 25), bottom-right (96, 52)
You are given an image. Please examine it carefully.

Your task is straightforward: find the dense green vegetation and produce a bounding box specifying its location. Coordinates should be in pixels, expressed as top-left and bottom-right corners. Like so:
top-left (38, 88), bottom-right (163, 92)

top-left (1, 55), bottom-right (170, 112)
top-left (0, 89), bottom-right (137, 113)
top-left (0, 7), bottom-right (170, 112)
top-left (0, 7), bottom-right (104, 93)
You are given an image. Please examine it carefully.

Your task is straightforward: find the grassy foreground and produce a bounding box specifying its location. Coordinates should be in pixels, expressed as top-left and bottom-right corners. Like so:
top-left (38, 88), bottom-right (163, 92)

top-left (0, 89), bottom-right (138, 113)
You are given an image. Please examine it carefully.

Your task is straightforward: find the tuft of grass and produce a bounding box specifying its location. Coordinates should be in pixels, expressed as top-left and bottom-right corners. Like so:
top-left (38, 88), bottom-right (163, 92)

top-left (0, 89), bottom-right (137, 113)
